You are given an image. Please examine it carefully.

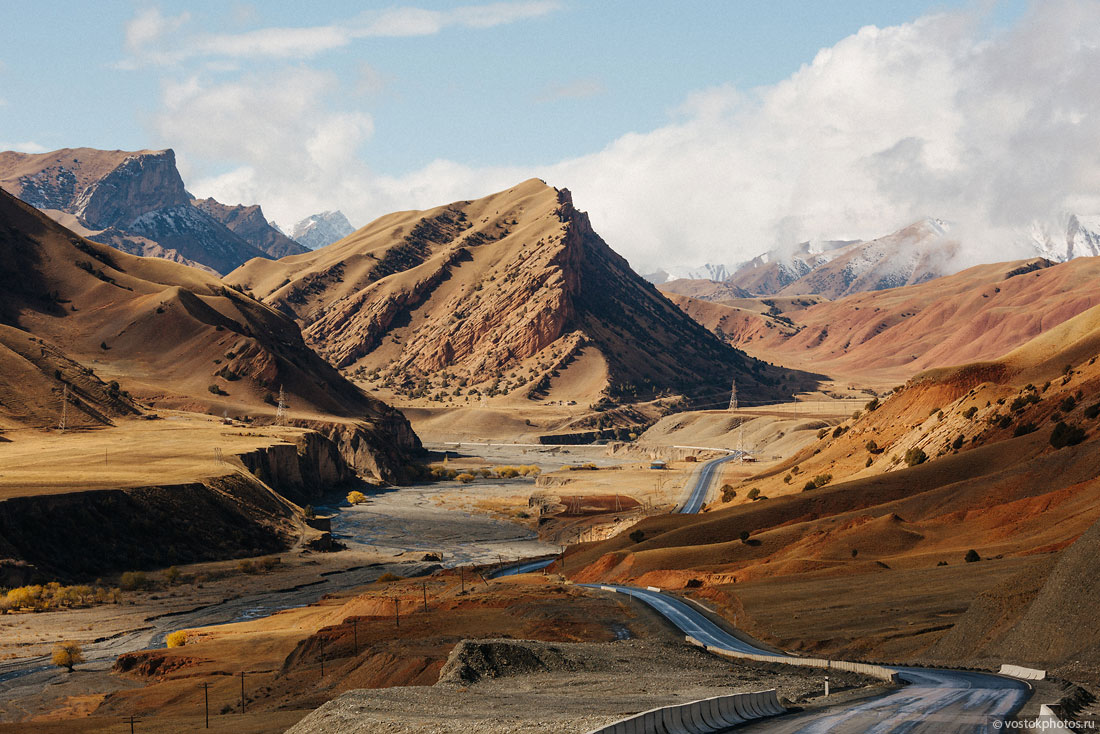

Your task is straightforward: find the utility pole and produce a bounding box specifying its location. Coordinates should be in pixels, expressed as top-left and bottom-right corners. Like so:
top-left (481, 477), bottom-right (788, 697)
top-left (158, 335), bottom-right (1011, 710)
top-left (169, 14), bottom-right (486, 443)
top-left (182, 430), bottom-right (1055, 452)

top-left (126, 715), bottom-right (138, 734)
top-left (394, 597), bottom-right (400, 628)
top-left (275, 385), bottom-right (288, 425)
top-left (240, 671), bottom-right (246, 713)
top-left (728, 379), bottom-right (738, 412)
top-left (422, 582), bottom-right (429, 613)
top-left (58, 385), bottom-right (68, 432)
top-left (203, 681), bottom-right (209, 729)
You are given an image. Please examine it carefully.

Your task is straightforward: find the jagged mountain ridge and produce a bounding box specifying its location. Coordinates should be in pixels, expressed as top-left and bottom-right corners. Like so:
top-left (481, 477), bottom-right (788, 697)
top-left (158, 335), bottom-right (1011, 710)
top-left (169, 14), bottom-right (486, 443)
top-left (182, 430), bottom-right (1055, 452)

top-left (193, 198), bottom-right (309, 259)
top-left (291, 210), bottom-right (355, 250)
top-left (230, 179), bottom-right (815, 405)
top-left (0, 147), bottom-right (298, 274)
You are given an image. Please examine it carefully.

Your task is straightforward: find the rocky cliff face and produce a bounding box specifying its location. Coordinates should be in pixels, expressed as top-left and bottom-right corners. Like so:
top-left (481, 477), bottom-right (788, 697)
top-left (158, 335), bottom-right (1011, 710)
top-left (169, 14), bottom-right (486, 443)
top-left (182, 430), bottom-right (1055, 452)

top-left (193, 198), bottom-right (310, 259)
top-left (231, 179), bottom-right (815, 405)
top-left (0, 147), bottom-right (278, 274)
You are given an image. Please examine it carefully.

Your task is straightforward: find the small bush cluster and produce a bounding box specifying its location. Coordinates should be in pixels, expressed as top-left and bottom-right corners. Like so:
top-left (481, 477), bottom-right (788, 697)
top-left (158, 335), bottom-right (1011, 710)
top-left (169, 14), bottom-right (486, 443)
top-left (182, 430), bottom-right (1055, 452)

top-left (1, 582), bottom-right (121, 613)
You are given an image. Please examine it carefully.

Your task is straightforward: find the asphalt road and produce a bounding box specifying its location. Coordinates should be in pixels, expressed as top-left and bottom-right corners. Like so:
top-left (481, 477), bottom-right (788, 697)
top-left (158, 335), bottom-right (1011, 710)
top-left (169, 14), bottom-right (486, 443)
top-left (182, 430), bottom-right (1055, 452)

top-left (586, 584), bottom-right (1032, 733)
top-left (677, 453), bottom-right (741, 514)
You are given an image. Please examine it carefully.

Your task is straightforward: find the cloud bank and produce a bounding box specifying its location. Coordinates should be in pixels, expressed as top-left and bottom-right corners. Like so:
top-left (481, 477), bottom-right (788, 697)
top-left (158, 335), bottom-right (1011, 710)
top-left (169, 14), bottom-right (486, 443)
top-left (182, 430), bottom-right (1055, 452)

top-left (168, 1), bottom-right (1100, 273)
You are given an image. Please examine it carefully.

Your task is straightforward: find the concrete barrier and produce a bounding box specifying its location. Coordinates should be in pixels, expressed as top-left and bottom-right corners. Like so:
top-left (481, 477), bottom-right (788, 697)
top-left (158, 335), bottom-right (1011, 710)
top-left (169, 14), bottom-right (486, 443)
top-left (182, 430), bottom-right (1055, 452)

top-left (1000, 664), bottom-right (1046, 681)
top-left (700, 643), bottom-right (901, 684)
top-left (585, 690), bottom-right (785, 734)
top-left (1035, 704), bottom-right (1069, 730)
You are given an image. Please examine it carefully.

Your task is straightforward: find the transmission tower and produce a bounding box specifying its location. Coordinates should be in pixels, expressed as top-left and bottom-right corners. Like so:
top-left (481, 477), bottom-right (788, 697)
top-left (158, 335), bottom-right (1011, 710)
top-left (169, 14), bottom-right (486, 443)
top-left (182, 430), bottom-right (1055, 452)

top-left (58, 385), bottom-right (69, 432)
top-left (728, 379), bottom-right (738, 411)
top-left (275, 385), bottom-right (288, 425)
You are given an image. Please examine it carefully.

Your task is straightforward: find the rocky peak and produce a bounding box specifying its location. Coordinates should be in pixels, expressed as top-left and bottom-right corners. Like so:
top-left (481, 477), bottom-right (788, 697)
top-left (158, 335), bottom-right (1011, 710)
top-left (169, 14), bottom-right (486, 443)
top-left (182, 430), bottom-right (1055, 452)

top-left (74, 149), bottom-right (190, 228)
top-left (290, 210), bottom-right (355, 250)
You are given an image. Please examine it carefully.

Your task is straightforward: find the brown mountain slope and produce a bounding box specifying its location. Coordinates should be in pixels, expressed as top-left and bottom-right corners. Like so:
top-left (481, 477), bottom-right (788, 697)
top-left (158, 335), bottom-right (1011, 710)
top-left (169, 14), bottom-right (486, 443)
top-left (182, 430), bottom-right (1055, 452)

top-left (656, 278), bottom-right (751, 302)
top-left (0, 147), bottom-right (271, 273)
top-left (561, 305), bottom-right (1100, 666)
top-left (192, 197), bottom-right (309, 259)
top-left (0, 187), bottom-right (420, 478)
top-left (229, 179), bottom-right (817, 406)
top-left (679, 256), bottom-right (1100, 383)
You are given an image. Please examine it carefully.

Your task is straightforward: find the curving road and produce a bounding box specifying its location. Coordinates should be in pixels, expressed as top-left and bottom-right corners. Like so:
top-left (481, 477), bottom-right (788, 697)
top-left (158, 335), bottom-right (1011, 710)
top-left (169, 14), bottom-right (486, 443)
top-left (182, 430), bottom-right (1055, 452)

top-left (677, 452), bottom-right (741, 514)
top-left (585, 584), bottom-right (1031, 733)
top-left (487, 557), bottom-right (556, 578)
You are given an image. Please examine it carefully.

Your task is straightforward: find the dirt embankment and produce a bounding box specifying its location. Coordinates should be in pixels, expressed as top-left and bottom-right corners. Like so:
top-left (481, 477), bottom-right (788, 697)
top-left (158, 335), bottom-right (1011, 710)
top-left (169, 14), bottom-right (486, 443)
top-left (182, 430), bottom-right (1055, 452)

top-left (0, 428), bottom-right (365, 579)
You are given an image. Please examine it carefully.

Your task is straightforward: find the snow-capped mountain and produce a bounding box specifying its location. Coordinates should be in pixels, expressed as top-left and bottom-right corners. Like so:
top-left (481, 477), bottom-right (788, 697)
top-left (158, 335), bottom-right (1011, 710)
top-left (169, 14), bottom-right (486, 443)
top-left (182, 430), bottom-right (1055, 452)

top-left (290, 211), bottom-right (355, 250)
top-left (1026, 213), bottom-right (1100, 262)
top-left (726, 219), bottom-right (952, 298)
top-left (643, 262), bottom-right (737, 284)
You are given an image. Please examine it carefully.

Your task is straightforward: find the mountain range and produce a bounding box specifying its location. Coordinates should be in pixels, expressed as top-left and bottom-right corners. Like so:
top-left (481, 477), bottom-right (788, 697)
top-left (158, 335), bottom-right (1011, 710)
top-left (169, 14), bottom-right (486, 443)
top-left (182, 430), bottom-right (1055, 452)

top-left (659, 213), bottom-right (1100, 302)
top-left (0, 186), bottom-right (419, 479)
top-left (0, 148), bottom-right (309, 274)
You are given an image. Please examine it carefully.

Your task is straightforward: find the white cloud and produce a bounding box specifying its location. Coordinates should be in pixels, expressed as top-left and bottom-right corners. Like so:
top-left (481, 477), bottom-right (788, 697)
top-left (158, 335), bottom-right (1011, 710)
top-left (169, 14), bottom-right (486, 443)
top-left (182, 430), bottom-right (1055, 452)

top-left (172, 1), bottom-right (1100, 276)
top-left (123, 8), bottom-right (191, 61)
top-left (121, 2), bottom-right (560, 66)
top-left (0, 141), bottom-right (49, 153)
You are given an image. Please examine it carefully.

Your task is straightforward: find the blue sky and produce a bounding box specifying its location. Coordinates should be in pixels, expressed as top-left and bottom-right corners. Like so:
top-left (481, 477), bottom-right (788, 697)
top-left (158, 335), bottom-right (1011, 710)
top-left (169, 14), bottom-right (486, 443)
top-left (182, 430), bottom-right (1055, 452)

top-left (4, 0), bottom-right (1098, 273)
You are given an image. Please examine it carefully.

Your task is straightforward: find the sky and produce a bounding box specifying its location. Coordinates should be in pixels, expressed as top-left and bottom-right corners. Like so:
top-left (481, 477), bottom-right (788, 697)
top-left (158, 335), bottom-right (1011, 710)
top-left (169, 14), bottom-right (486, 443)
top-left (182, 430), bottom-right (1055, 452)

top-left (2, 0), bottom-right (1099, 273)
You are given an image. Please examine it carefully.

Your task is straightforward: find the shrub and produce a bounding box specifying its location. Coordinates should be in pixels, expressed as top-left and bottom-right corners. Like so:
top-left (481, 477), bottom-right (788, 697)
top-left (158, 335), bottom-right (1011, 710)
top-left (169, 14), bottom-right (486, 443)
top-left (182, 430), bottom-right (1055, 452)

top-left (782, 474), bottom-right (792, 484)
top-left (1060, 395), bottom-right (1078, 413)
top-left (376, 572), bottom-right (402, 583)
top-left (905, 448), bottom-right (928, 467)
top-left (803, 481), bottom-right (817, 492)
top-left (720, 484), bottom-right (736, 502)
top-left (1050, 421), bottom-right (1086, 449)
top-left (685, 579), bottom-right (703, 588)
top-left (165, 631), bottom-right (188, 648)
top-left (629, 529), bottom-right (646, 543)
top-left (1085, 402), bottom-right (1100, 420)
top-left (812, 474), bottom-right (832, 488)
top-left (303, 505), bottom-right (316, 519)
top-left (455, 473), bottom-right (476, 483)
top-left (52, 641), bottom-right (84, 672)
top-left (237, 560), bottom-right (256, 575)
top-left (964, 549), bottom-right (981, 563)
top-left (163, 566), bottom-right (181, 585)
top-left (865, 456), bottom-right (873, 467)
top-left (865, 440), bottom-right (879, 453)
top-left (864, 398), bottom-right (879, 412)
top-left (347, 490), bottom-right (367, 504)
top-left (1013, 423), bottom-right (1036, 437)
top-left (963, 406), bottom-right (978, 419)
top-left (951, 434), bottom-right (965, 450)
top-left (832, 425), bottom-right (846, 438)
top-left (207, 384), bottom-right (225, 395)
top-left (739, 531), bottom-right (750, 543)
top-left (746, 488), bottom-right (760, 500)
top-left (119, 571), bottom-right (147, 592)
